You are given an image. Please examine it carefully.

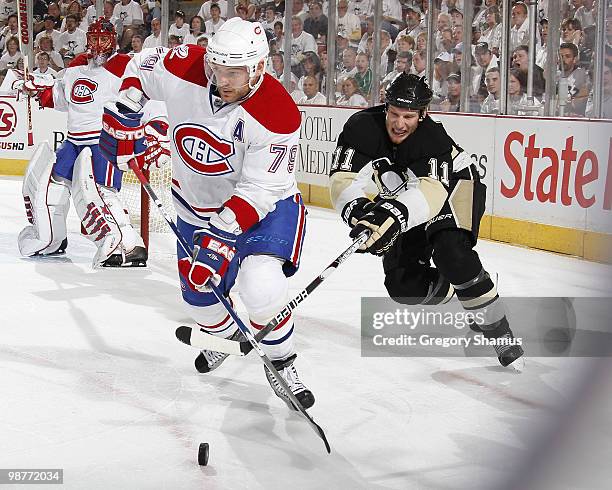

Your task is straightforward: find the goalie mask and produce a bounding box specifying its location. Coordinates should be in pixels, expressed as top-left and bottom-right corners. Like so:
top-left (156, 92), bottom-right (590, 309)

top-left (87, 18), bottom-right (116, 65)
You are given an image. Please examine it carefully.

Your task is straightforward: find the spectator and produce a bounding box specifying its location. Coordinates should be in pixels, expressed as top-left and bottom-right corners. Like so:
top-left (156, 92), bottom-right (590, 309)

top-left (184, 16), bottom-right (205, 45)
top-left (437, 73), bottom-right (461, 112)
top-left (357, 16), bottom-right (374, 53)
top-left (432, 52), bottom-right (452, 102)
top-left (57, 13), bottom-right (86, 64)
top-left (0, 35), bottom-right (21, 72)
top-left (336, 30), bottom-right (350, 60)
top-left (452, 42), bottom-right (463, 67)
top-left (298, 75), bottom-right (326, 104)
top-left (35, 15), bottom-right (62, 49)
top-left (298, 51), bottom-right (322, 90)
top-left (561, 18), bottom-right (582, 46)
top-left (59, 1), bottom-right (87, 32)
top-left (383, 50), bottom-right (412, 84)
top-left (558, 41), bottom-right (590, 116)
top-left (36, 35), bottom-right (64, 71)
top-left (536, 18), bottom-right (548, 69)
top-left (396, 5), bottom-right (423, 41)
top-left (130, 33), bottom-right (144, 54)
top-left (471, 42), bottom-right (498, 98)
top-left (290, 15), bottom-right (317, 68)
top-left (114, 0), bottom-right (144, 50)
top-left (510, 1), bottom-right (533, 51)
top-left (336, 46), bottom-right (357, 89)
top-left (507, 67), bottom-right (535, 114)
top-left (169, 10), bottom-right (190, 43)
top-left (268, 0), bottom-right (286, 17)
top-left (337, 76), bottom-right (368, 106)
top-left (586, 62), bottom-right (612, 118)
top-left (337, 0), bottom-right (362, 45)
top-left (282, 72), bottom-right (305, 103)
top-left (382, 0), bottom-right (402, 27)
top-left (0, 13), bottom-right (18, 53)
top-left (452, 24), bottom-right (463, 47)
top-left (435, 13), bottom-right (451, 53)
top-left (481, 66), bottom-right (501, 113)
top-left (168, 35), bottom-right (181, 49)
top-left (412, 48), bottom-right (426, 77)
top-left (0, 0), bottom-right (16, 29)
top-left (33, 51), bottom-right (58, 77)
top-left (349, 0), bottom-right (373, 21)
top-left (354, 51), bottom-right (372, 96)
top-left (474, 0), bottom-right (498, 27)
top-left (273, 21), bottom-right (284, 46)
top-left (143, 17), bottom-right (161, 48)
top-left (204, 4), bottom-right (225, 37)
top-left (448, 7), bottom-right (463, 28)
top-left (479, 6), bottom-right (501, 55)
top-left (261, 6), bottom-right (279, 32)
top-left (291, 0), bottom-right (308, 22)
top-left (196, 35), bottom-right (209, 48)
top-left (512, 44), bottom-right (546, 98)
top-left (269, 51), bottom-right (284, 78)
top-left (101, 1), bottom-right (119, 31)
top-left (319, 49), bottom-right (328, 93)
top-left (33, 0), bottom-right (50, 32)
top-left (198, 1), bottom-right (228, 21)
top-left (303, 1), bottom-right (327, 42)
top-left (395, 35), bottom-right (415, 55)
top-left (574, 0), bottom-right (595, 29)
top-left (46, 3), bottom-right (63, 30)
top-left (236, 0), bottom-right (256, 20)
top-left (416, 31), bottom-right (427, 51)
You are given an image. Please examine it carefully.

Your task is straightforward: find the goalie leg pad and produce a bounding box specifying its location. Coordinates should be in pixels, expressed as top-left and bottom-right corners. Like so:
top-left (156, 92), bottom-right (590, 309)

top-left (239, 254), bottom-right (295, 361)
top-left (72, 147), bottom-right (123, 267)
top-left (18, 142), bottom-right (71, 256)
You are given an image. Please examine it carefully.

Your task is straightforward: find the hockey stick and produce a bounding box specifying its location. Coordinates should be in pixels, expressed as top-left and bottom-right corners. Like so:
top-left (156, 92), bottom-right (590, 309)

top-left (128, 161), bottom-right (332, 454)
top-left (175, 229), bottom-right (370, 356)
top-left (16, 0), bottom-right (34, 146)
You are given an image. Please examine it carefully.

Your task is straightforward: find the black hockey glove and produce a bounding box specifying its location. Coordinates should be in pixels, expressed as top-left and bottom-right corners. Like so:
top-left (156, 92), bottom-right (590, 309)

top-left (349, 199), bottom-right (410, 256)
top-left (341, 197), bottom-right (375, 228)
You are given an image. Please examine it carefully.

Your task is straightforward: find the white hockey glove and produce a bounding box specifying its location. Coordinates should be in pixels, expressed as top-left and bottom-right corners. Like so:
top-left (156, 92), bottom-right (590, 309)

top-left (143, 118), bottom-right (171, 170)
top-left (14, 72), bottom-right (55, 99)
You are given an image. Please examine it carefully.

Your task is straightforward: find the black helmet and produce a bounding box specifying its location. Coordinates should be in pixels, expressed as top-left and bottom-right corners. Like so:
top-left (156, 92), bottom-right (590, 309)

top-left (385, 73), bottom-right (433, 110)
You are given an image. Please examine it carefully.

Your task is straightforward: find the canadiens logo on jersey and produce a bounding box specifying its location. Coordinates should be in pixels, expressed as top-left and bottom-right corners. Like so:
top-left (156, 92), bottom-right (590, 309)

top-left (71, 78), bottom-right (99, 104)
top-left (174, 123), bottom-right (235, 176)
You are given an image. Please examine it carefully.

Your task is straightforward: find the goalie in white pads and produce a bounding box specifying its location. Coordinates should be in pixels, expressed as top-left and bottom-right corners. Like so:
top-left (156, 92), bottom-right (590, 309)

top-left (17, 19), bottom-right (170, 267)
top-left (99, 19), bottom-right (315, 410)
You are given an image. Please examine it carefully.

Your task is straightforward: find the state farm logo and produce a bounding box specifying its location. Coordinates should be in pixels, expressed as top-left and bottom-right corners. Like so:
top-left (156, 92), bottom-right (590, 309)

top-left (0, 101), bottom-right (17, 138)
top-left (173, 123), bottom-right (235, 176)
top-left (70, 78), bottom-right (98, 104)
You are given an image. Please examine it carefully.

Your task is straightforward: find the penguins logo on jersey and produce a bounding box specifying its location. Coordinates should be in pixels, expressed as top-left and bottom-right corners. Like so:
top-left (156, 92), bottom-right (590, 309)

top-left (174, 123), bottom-right (235, 176)
top-left (71, 78), bottom-right (98, 104)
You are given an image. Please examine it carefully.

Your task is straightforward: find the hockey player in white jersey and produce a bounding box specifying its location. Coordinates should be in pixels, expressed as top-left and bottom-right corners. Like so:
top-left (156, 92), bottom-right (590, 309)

top-left (17, 18), bottom-right (170, 267)
top-left (99, 18), bottom-right (315, 410)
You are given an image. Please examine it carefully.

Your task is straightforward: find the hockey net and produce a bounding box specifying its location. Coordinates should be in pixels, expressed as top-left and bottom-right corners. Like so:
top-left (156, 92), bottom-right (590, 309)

top-left (119, 165), bottom-right (174, 248)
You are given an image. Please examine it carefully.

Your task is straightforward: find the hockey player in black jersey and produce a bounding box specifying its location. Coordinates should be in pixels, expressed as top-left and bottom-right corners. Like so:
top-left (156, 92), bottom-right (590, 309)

top-left (329, 73), bottom-right (524, 369)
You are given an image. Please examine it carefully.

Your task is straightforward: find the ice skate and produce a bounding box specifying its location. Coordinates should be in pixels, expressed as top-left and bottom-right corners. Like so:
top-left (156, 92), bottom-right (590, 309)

top-left (194, 329), bottom-right (244, 373)
top-left (264, 354), bottom-right (315, 410)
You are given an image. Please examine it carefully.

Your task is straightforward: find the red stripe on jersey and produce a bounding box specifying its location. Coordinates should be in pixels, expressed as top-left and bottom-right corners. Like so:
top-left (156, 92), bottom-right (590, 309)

top-left (103, 53), bottom-right (131, 78)
top-left (68, 53), bottom-right (89, 68)
top-left (197, 314), bottom-right (232, 330)
top-left (162, 45), bottom-right (208, 88)
top-left (250, 314), bottom-right (292, 332)
top-left (224, 195), bottom-right (259, 232)
top-left (241, 74), bottom-right (301, 135)
top-left (292, 199), bottom-right (306, 265)
top-left (68, 129), bottom-right (101, 136)
top-left (120, 76), bottom-right (145, 94)
top-left (171, 178), bottom-right (181, 189)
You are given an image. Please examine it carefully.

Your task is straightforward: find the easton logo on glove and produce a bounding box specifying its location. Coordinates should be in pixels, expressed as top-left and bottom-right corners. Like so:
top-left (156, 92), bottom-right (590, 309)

top-left (202, 236), bottom-right (235, 262)
top-left (101, 119), bottom-right (146, 140)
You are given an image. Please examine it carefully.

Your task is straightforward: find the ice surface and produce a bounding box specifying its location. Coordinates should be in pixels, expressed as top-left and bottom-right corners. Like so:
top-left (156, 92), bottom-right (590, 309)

top-left (1, 177), bottom-right (611, 490)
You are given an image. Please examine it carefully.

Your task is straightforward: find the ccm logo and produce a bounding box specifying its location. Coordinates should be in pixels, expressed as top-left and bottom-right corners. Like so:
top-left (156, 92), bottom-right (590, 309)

top-left (102, 121), bottom-right (145, 140)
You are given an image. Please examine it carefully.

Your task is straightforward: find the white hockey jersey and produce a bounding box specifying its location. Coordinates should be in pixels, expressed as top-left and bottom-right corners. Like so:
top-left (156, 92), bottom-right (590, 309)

top-left (45, 53), bottom-right (133, 145)
top-left (121, 45), bottom-right (301, 231)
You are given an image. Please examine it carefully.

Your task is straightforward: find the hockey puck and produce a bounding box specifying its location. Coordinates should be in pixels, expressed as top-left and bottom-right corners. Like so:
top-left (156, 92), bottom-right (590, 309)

top-left (198, 442), bottom-right (209, 466)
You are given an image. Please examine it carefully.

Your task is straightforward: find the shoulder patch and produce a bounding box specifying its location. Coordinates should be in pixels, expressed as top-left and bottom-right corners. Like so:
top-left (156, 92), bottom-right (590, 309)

top-left (241, 74), bottom-right (301, 135)
top-left (68, 53), bottom-right (89, 68)
top-left (103, 53), bottom-right (131, 78)
top-left (162, 44), bottom-right (208, 87)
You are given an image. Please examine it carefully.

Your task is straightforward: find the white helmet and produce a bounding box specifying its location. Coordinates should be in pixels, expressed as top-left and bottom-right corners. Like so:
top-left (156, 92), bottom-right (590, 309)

top-left (206, 18), bottom-right (269, 78)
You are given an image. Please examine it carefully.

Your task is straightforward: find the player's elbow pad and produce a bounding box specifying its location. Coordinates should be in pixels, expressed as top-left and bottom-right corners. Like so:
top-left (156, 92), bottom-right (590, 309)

top-left (396, 177), bottom-right (447, 229)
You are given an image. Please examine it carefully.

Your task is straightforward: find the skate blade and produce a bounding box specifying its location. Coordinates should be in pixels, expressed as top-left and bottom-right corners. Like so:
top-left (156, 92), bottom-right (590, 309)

top-left (507, 356), bottom-right (525, 373)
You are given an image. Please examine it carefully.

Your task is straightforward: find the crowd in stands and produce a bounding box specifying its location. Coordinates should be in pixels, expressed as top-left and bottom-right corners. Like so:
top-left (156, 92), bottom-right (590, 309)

top-left (0, 0), bottom-right (610, 117)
